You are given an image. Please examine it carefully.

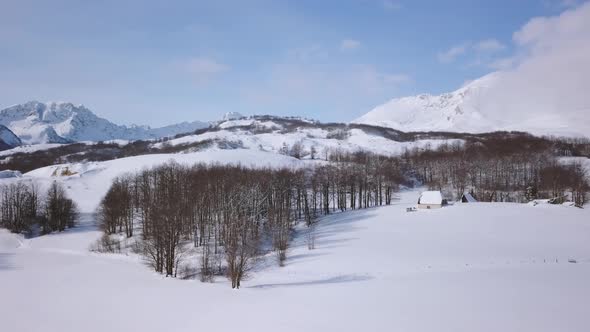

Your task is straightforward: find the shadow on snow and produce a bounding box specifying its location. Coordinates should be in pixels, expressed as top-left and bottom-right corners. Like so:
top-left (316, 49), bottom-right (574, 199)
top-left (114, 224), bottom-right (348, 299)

top-left (247, 274), bottom-right (374, 289)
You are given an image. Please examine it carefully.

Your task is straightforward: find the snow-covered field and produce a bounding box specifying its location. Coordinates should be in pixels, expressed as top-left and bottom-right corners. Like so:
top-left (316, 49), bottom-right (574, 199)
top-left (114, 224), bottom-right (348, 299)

top-left (1, 190), bottom-right (589, 332)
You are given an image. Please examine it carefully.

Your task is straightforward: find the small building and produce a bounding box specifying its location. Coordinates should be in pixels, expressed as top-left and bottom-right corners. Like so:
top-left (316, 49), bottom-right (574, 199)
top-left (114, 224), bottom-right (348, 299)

top-left (417, 191), bottom-right (445, 209)
top-left (460, 192), bottom-right (477, 203)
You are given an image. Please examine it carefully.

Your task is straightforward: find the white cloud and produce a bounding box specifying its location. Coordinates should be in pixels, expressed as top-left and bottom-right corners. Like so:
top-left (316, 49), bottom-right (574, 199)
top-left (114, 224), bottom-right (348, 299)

top-left (340, 39), bottom-right (361, 51)
top-left (440, 39), bottom-right (506, 64)
top-left (383, 1), bottom-right (402, 10)
top-left (478, 2), bottom-right (590, 135)
top-left (474, 39), bottom-right (506, 52)
top-left (437, 45), bottom-right (467, 63)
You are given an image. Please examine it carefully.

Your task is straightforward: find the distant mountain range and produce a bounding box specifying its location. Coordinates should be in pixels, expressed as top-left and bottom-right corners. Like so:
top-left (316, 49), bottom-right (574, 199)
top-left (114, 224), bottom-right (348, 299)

top-left (0, 101), bottom-right (209, 145)
top-left (2, 72), bottom-right (588, 149)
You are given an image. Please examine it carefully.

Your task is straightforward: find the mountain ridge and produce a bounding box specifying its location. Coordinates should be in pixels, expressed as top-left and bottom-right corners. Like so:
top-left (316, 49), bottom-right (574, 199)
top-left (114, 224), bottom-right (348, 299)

top-left (0, 101), bottom-right (209, 144)
top-left (353, 72), bottom-right (589, 137)
top-left (353, 73), bottom-right (502, 133)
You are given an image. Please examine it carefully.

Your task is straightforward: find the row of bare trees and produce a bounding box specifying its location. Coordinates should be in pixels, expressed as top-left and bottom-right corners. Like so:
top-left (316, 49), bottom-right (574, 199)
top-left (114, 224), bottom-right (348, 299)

top-left (97, 157), bottom-right (403, 288)
top-left (0, 181), bottom-right (78, 235)
top-left (403, 139), bottom-right (589, 206)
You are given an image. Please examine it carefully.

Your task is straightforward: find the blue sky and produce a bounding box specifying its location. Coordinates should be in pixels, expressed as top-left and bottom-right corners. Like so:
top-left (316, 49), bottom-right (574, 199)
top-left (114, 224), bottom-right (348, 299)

top-left (0, 0), bottom-right (582, 126)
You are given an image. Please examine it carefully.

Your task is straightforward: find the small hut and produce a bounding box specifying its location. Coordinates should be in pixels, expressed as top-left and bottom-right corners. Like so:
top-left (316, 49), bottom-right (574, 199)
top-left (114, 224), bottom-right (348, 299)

top-left (460, 192), bottom-right (477, 203)
top-left (417, 191), bottom-right (444, 209)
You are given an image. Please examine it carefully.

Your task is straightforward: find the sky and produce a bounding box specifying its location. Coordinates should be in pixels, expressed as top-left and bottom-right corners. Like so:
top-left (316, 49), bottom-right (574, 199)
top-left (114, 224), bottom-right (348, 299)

top-left (0, 0), bottom-right (587, 126)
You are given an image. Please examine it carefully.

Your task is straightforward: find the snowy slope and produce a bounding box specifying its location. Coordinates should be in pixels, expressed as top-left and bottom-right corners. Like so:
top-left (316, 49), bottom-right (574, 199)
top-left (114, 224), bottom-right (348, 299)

top-left (354, 72), bottom-right (589, 136)
top-left (0, 101), bottom-right (209, 144)
top-left (354, 73), bottom-right (501, 133)
top-left (1, 190), bottom-right (590, 332)
top-left (154, 116), bottom-right (462, 158)
top-left (0, 125), bottom-right (21, 150)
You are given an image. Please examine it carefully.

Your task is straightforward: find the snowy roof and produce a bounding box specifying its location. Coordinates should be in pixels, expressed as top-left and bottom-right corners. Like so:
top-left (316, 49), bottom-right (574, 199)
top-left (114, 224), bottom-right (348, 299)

top-left (418, 191), bottom-right (443, 205)
top-left (462, 192), bottom-right (477, 202)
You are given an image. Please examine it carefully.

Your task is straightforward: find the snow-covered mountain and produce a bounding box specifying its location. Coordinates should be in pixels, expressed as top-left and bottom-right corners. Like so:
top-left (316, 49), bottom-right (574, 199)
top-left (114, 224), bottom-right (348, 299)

top-left (0, 101), bottom-right (209, 144)
top-left (0, 125), bottom-right (21, 151)
top-left (353, 73), bottom-right (502, 133)
top-left (354, 72), bottom-right (589, 137)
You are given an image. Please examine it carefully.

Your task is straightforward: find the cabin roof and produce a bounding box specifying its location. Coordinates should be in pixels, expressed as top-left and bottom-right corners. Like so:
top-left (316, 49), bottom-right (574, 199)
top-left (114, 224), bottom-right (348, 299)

top-left (462, 192), bottom-right (477, 202)
top-left (419, 191), bottom-right (443, 205)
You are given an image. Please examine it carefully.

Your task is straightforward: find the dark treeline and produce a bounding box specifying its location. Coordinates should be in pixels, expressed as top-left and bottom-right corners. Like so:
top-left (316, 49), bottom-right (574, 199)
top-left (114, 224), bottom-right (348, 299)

top-left (0, 181), bottom-right (78, 235)
top-left (0, 139), bottom-right (214, 174)
top-left (97, 157), bottom-right (403, 288)
top-left (403, 135), bottom-right (589, 206)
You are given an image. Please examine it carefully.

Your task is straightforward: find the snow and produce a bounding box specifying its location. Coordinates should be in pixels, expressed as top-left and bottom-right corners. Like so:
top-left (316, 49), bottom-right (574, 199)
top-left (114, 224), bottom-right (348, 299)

top-left (353, 73), bottom-right (501, 133)
top-left (0, 170), bottom-right (22, 179)
top-left (0, 143), bottom-right (64, 157)
top-left (418, 190), bottom-right (443, 205)
top-left (218, 119), bottom-right (256, 129)
top-left (1, 190), bottom-right (590, 331)
top-left (152, 123), bottom-right (463, 157)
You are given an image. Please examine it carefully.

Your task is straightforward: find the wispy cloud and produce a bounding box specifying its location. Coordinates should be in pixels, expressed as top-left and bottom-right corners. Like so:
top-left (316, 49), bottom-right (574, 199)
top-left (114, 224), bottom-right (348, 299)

top-left (439, 38), bottom-right (507, 65)
top-left (474, 39), bottom-right (506, 52)
top-left (340, 39), bottom-right (361, 51)
top-left (437, 45), bottom-right (468, 63)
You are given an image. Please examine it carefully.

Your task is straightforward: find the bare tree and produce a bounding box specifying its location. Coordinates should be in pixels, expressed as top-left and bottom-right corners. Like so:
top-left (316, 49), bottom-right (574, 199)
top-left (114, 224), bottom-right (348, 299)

top-left (0, 182), bottom-right (39, 234)
top-left (41, 181), bottom-right (78, 234)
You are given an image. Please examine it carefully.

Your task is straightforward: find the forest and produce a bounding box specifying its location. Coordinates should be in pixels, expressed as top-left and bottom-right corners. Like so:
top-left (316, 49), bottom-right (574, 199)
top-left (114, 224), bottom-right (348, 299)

top-left (94, 156), bottom-right (403, 288)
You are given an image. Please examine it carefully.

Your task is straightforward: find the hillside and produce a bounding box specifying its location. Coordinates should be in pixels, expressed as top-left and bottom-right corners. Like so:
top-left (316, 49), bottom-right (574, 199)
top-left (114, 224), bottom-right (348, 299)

top-left (0, 115), bottom-right (473, 173)
top-left (0, 101), bottom-right (209, 144)
top-left (1, 190), bottom-right (589, 332)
